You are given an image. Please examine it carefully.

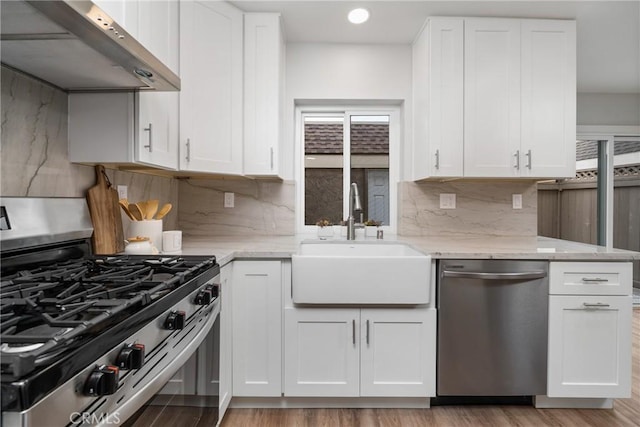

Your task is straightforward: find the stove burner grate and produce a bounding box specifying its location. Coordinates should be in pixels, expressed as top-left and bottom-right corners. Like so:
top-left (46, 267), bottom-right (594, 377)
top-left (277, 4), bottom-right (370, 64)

top-left (1, 255), bottom-right (216, 379)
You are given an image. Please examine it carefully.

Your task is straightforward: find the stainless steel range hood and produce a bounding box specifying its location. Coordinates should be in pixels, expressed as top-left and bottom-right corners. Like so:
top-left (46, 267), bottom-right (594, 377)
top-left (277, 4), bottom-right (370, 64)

top-left (0, 1), bottom-right (180, 91)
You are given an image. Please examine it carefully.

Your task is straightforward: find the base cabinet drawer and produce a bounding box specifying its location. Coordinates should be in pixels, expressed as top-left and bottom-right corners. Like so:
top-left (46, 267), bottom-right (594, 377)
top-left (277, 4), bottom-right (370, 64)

top-left (547, 295), bottom-right (632, 398)
top-left (549, 262), bottom-right (632, 295)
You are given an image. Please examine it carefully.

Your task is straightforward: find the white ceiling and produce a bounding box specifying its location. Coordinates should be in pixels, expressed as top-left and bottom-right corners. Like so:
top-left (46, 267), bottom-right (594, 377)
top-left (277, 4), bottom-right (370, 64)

top-left (229, 1), bottom-right (640, 94)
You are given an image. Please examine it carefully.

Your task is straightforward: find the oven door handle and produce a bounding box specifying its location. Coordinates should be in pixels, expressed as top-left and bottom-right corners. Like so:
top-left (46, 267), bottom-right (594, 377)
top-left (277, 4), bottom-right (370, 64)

top-left (442, 270), bottom-right (547, 280)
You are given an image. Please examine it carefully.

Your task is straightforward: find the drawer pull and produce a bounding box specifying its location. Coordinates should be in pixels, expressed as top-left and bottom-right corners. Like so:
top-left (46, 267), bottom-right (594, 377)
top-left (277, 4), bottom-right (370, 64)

top-left (583, 302), bottom-right (610, 308)
top-left (581, 277), bottom-right (609, 283)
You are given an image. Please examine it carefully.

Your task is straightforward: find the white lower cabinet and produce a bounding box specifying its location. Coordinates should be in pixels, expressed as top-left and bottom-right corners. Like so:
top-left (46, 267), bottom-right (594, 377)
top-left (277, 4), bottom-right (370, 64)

top-left (284, 307), bottom-right (436, 397)
top-left (547, 261), bottom-right (633, 400)
top-left (360, 308), bottom-right (436, 397)
top-left (218, 263), bottom-right (233, 417)
top-left (232, 260), bottom-right (282, 396)
top-left (547, 295), bottom-right (632, 398)
top-left (284, 308), bottom-right (360, 396)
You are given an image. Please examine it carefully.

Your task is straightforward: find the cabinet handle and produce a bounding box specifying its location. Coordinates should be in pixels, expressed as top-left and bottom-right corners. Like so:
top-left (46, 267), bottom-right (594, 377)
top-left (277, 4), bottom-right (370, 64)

top-left (514, 150), bottom-right (520, 169)
top-left (352, 319), bottom-right (356, 345)
top-left (270, 147), bottom-right (274, 171)
top-left (443, 270), bottom-right (547, 280)
top-left (581, 277), bottom-right (609, 283)
top-left (186, 139), bottom-right (191, 162)
top-left (435, 149), bottom-right (440, 170)
top-left (143, 123), bottom-right (153, 152)
top-left (583, 302), bottom-right (611, 308)
top-left (525, 149), bottom-right (532, 169)
top-left (366, 319), bottom-right (370, 345)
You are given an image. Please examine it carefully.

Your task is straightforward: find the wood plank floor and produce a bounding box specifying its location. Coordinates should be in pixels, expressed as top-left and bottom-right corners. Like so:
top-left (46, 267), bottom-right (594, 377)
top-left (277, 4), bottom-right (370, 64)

top-left (126, 308), bottom-right (640, 427)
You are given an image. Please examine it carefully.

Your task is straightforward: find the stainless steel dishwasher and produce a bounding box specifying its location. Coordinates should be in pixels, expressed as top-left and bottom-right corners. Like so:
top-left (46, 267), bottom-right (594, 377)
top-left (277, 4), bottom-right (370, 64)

top-left (437, 260), bottom-right (548, 396)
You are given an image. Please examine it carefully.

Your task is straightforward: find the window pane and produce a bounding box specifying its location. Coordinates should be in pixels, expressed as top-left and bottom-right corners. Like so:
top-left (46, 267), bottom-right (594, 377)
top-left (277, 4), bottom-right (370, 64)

top-left (350, 115), bottom-right (390, 225)
top-left (304, 116), bottom-right (344, 225)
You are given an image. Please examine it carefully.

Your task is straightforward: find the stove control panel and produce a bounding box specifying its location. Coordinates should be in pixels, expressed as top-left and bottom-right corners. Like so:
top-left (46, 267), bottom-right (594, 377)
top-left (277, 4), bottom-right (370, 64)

top-left (116, 343), bottom-right (145, 370)
top-left (84, 365), bottom-right (119, 396)
top-left (165, 310), bottom-right (186, 330)
top-left (195, 284), bottom-right (218, 305)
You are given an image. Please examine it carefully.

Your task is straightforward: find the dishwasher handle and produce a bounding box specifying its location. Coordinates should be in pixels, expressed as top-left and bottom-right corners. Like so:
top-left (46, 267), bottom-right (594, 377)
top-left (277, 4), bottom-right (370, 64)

top-left (442, 270), bottom-right (547, 280)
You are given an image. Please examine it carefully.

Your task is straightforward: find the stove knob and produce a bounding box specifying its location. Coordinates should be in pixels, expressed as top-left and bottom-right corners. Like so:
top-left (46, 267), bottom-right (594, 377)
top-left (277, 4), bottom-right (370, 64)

top-left (208, 284), bottom-right (219, 298)
top-left (165, 310), bottom-right (186, 330)
top-left (84, 365), bottom-right (119, 396)
top-left (195, 288), bottom-right (213, 305)
top-left (117, 343), bottom-right (145, 370)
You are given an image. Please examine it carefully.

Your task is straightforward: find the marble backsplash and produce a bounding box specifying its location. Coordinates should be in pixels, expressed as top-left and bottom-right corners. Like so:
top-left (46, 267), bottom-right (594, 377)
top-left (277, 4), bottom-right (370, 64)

top-left (178, 178), bottom-right (295, 236)
top-left (0, 66), bottom-right (179, 233)
top-left (1, 66), bottom-right (538, 240)
top-left (398, 180), bottom-right (538, 237)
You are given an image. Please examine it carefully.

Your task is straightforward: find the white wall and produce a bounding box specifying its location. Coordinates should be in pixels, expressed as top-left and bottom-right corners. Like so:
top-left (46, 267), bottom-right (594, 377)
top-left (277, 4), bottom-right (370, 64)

top-left (577, 93), bottom-right (640, 126)
top-left (284, 43), bottom-right (413, 180)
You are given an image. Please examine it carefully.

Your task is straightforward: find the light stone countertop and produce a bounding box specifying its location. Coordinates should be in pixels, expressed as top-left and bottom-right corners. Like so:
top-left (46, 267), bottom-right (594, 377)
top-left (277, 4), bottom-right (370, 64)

top-left (178, 234), bottom-right (640, 266)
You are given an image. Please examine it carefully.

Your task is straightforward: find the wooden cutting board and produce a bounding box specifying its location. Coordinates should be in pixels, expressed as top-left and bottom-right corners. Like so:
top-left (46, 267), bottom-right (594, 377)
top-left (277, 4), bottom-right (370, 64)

top-left (86, 165), bottom-right (124, 254)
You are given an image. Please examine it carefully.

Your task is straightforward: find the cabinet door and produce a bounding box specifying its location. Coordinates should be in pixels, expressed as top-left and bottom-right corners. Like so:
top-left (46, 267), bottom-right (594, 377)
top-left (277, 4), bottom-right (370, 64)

top-left (360, 308), bottom-right (436, 397)
top-left (218, 264), bottom-right (233, 420)
top-left (428, 18), bottom-right (464, 178)
top-left (180, 0), bottom-right (243, 174)
top-left (244, 13), bottom-right (284, 177)
top-left (136, 91), bottom-right (179, 170)
top-left (413, 18), bottom-right (463, 180)
top-left (548, 295), bottom-right (632, 398)
top-left (521, 20), bottom-right (576, 178)
top-left (136, 0), bottom-right (179, 73)
top-left (232, 261), bottom-right (282, 396)
top-left (135, 0), bottom-right (179, 170)
top-left (284, 308), bottom-right (360, 397)
top-left (464, 18), bottom-right (521, 177)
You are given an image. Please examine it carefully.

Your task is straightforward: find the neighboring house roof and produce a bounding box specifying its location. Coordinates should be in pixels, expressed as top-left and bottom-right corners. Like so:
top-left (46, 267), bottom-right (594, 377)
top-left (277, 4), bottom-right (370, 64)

top-left (305, 123), bottom-right (389, 154)
top-left (576, 140), bottom-right (640, 161)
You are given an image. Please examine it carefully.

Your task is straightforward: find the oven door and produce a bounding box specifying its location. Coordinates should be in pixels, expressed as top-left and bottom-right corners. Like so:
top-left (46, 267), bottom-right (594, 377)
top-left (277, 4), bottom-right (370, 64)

top-left (2, 276), bottom-right (221, 427)
top-left (116, 302), bottom-right (221, 426)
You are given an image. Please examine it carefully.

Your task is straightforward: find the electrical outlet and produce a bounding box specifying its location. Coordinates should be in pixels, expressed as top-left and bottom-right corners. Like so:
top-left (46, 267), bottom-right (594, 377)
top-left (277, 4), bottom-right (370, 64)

top-left (440, 193), bottom-right (456, 209)
top-left (512, 194), bottom-right (523, 209)
top-left (224, 192), bottom-right (234, 208)
top-left (117, 185), bottom-right (127, 200)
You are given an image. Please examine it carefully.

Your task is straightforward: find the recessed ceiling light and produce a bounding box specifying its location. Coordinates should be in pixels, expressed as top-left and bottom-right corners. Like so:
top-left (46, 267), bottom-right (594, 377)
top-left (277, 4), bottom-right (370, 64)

top-left (348, 8), bottom-right (369, 24)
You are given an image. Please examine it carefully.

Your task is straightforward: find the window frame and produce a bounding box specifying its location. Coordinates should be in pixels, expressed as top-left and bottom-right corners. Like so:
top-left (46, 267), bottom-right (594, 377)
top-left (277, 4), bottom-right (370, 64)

top-left (295, 105), bottom-right (401, 234)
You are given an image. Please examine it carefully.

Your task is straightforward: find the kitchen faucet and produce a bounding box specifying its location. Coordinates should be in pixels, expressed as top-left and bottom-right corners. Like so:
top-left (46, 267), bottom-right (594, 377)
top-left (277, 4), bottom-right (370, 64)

top-left (347, 182), bottom-right (364, 240)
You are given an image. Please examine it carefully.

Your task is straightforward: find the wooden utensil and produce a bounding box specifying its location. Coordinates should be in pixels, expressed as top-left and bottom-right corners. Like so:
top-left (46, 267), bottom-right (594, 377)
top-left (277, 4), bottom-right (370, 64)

top-left (129, 203), bottom-right (144, 221)
top-left (136, 201), bottom-right (149, 219)
top-left (118, 199), bottom-right (136, 221)
top-left (155, 203), bottom-right (172, 219)
top-left (146, 199), bottom-right (159, 220)
top-left (86, 165), bottom-right (125, 254)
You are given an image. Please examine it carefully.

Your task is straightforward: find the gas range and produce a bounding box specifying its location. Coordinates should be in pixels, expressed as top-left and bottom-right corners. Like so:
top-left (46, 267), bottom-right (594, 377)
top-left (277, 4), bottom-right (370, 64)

top-left (0, 198), bottom-right (220, 426)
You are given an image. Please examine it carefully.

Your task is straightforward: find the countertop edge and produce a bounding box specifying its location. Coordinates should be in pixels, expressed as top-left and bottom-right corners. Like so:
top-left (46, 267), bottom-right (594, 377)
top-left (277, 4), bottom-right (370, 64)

top-left (178, 236), bottom-right (640, 268)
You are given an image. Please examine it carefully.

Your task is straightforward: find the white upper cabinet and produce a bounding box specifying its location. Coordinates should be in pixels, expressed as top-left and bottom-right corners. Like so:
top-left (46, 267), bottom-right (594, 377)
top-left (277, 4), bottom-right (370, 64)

top-left (243, 13), bottom-right (285, 178)
top-left (412, 18), bottom-right (464, 179)
top-left (179, 0), bottom-right (243, 174)
top-left (464, 18), bottom-right (522, 177)
top-left (69, 0), bottom-right (179, 170)
top-left (520, 20), bottom-right (576, 178)
top-left (413, 17), bottom-right (576, 180)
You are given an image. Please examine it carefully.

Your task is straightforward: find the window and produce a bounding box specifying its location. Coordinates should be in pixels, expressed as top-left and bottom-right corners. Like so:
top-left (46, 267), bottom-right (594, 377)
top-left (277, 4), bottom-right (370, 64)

top-left (296, 107), bottom-right (399, 232)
